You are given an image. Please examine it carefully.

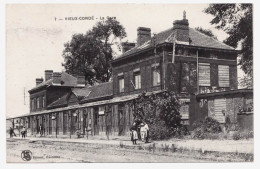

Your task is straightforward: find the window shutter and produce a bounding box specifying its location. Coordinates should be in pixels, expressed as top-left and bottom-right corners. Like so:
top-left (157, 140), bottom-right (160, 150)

top-left (199, 63), bottom-right (210, 86)
top-left (214, 98), bottom-right (226, 123)
top-left (218, 65), bottom-right (229, 87)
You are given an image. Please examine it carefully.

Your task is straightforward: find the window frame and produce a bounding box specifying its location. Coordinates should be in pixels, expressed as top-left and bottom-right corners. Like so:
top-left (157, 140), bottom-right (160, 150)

top-left (198, 63), bottom-right (211, 87)
top-left (152, 66), bottom-right (161, 87)
top-left (218, 65), bottom-right (230, 87)
top-left (118, 75), bottom-right (125, 93)
top-left (134, 72), bottom-right (141, 90)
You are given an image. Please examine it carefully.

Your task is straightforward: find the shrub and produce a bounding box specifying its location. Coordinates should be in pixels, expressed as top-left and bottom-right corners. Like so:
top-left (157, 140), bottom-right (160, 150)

top-left (149, 119), bottom-right (170, 140)
top-left (240, 130), bottom-right (254, 139)
top-left (132, 91), bottom-right (184, 140)
top-left (192, 117), bottom-right (222, 139)
top-left (232, 131), bottom-right (241, 140)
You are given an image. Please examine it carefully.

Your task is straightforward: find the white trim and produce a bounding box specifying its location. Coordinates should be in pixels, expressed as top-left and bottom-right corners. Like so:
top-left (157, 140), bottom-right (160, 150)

top-left (133, 68), bottom-right (140, 73)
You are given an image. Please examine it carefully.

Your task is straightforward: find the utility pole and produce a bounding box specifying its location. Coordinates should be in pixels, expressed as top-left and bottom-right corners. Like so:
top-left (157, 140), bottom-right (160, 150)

top-left (197, 50), bottom-right (199, 94)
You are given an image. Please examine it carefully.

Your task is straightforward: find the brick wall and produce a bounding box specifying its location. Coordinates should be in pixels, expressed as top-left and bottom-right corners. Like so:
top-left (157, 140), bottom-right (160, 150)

top-left (112, 53), bottom-right (162, 97)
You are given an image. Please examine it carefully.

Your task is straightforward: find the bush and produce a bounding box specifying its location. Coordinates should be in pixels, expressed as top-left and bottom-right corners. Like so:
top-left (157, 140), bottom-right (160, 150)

top-left (232, 131), bottom-right (241, 140)
top-left (240, 130), bottom-right (254, 139)
top-left (132, 91), bottom-right (184, 140)
top-left (149, 120), bottom-right (170, 140)
top-left (192, 117), bottom-right (222, 139)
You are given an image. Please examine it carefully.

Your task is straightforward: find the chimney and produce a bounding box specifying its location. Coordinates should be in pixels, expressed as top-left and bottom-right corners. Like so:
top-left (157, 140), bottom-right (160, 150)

top-left (137, 27), bottom-right (151, 46)
top-left (173, 11), bottom-right (189, 43)
top-left (122, 42), bottom-right (135, 53)
top-left (45, 70), bottom-right (53, 81)
top-left (36, 78), bottom-right (43, 86)
top-left (77, 75), bottom-right (85, 86)
top-left (52, 72), bottom-right (62, 85)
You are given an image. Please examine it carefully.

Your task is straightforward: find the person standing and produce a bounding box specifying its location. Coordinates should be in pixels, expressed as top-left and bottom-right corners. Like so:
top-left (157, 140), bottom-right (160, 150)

top-left (140, 122), bottom-right (149, 143)
top-left (130, 125), bottom-right (138, 145)
top-left (21, 127), bottom-right (26, 139)
top-left (39, 124), bottom-right (43, 137)
top-left (9, 127), bottom-right (14, 138)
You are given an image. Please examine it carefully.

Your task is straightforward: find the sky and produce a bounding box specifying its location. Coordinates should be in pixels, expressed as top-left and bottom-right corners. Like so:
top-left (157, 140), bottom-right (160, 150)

top-left (6, 4), bottom-right (242, 118)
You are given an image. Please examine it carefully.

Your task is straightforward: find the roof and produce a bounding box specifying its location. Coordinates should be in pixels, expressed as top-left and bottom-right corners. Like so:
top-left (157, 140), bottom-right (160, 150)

top-left (114, 27), bottom-right (236, 61)
top-left (47, 93), bottom-right (69, 109)
top-left (8, 89), bottom-right (165, 119)
top-left (80, 82), bottom-right (113, 102)
top-left (29, 72), bottom-right (79, 92)
top-left (47, 81), bottom-right (113, 109)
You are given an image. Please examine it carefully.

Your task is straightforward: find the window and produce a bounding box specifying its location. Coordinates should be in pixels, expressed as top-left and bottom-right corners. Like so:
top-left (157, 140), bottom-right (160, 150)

top-left (98, 106), bottom-right (105, 115)
top-left (42, 96), bottom-right (45, 108)
top-left (218, 65), bottom-right (229, 87)
top-left (152, 67), bottom-right (161, 86)
top-left (199, 63), bottom-right (210, 86)
top-left (37, 97), bottom-right (40, 109)
top-left (31, 99), bottom-right (34, 110)
top-left (134, 73), bottom-right (141, 89)
top-left (119, 77), bottom-right (124, 93)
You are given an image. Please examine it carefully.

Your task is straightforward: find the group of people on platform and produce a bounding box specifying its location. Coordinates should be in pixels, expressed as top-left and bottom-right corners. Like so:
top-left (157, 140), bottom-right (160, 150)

top-left (9, 126), bottom-right (27, 139)
top-left (130, 118), bottom-right (149, 145)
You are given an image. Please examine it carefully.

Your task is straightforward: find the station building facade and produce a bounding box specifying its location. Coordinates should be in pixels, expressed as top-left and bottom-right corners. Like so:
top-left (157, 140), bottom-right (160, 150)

top-left (7, 14), bottom-right (253, 137)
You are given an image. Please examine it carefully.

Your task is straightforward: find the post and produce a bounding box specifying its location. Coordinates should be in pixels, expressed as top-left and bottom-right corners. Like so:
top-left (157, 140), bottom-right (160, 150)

top-left (196, 50), bottom-right (199, 94)
top-left (56, 113), bottom-right (57, 138)
top-left (18, 119), bottom-right (20, 137)
top-left (69, 111), bottom-right (71, 139)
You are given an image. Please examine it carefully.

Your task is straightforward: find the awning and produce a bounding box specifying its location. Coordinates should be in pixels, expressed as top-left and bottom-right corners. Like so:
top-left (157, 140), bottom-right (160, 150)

top-left (7, 90), bottom-right (165, 119)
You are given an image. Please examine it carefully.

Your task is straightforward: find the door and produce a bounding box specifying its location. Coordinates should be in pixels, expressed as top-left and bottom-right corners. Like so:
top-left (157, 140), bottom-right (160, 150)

top-left (94, 107), bottom-right (99, 135)
top-left (106, 106), bottom-right (112, 136)
top-left (214, 98), bottom-right (226, 123)
top-left (49, 114), bottom-right (52, 135)
top-left (63, 112), bottom-right (68, 135)
top-left (36, 118), bottom-right (39, 134)
top-left (118, 104), bottom-right (125, 136)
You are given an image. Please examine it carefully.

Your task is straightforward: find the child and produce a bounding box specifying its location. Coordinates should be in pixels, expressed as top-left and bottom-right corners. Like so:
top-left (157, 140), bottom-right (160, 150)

top-left (130, 126), bottom-right (138, 145)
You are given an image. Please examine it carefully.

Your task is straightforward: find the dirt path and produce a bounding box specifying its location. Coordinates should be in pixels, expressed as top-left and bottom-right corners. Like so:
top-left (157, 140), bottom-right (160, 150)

top-left (6, 138), bottom-right (213, 163)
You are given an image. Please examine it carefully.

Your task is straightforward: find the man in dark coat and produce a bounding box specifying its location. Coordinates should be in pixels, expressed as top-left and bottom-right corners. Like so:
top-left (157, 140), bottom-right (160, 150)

top-left (9, 127), bottom-right (16, 138)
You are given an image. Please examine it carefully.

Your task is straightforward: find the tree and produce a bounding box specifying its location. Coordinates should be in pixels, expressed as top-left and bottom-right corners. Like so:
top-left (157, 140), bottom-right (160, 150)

top-left (62, 18), bottom-right (127, 85)
top-left (131, 91), bottom-right (188, 140)
top-left (195, 27), bottom-right (218, 40)
top-left (204, 4), bottom-right (253, 84)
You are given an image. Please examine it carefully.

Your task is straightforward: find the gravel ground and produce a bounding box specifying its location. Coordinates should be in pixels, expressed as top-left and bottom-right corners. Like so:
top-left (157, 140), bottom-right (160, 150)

top-left (6, 138), bottom-right (252, 163)
top-left (156, 139), bottom-right (254, 154)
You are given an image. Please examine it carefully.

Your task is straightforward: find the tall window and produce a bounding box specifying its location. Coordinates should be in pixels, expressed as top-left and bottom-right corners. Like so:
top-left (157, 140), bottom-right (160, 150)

top-left (218, 65), bottom-right (229, 87)
top-left (37, 97), bottom-right (40, 109)
top-left (42, 96), bottom-right (45, 108)
top-left (152, 68), bottom-right (161, 86)
top-left (119, 77), bottom-right (124, 93)
top-left (31, 99), bottom-right (34, 110)
top-left (134, 73), bottom-right (141, 89)
top-left (199, 63), bottom-right (210, 86)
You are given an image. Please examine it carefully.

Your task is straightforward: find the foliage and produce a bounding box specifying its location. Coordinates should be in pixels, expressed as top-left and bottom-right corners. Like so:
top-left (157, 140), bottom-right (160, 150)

top-left (239, 75), bottom-right (253, 89)
top-left (195, 27), bottom-right (218, 40)
top-left (132, 91), bottom-right (185, 140)
top-left (148, 119), bottom-right (170, 140)
top-left (204, 4), bottom-right (253, 80)
top-left (192, 117), bottom-right (222, 139)
top-left (62, 18), bottom-right (126, 85)
top-left (232, 131), bottom-right (241, 140)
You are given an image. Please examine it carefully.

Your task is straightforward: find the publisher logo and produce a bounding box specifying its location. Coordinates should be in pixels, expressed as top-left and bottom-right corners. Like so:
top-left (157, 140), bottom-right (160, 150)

top-left (21, 150), bottom-right (32, 161)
